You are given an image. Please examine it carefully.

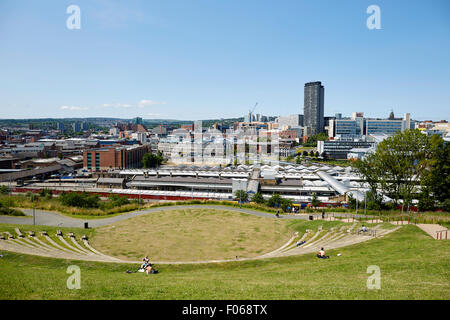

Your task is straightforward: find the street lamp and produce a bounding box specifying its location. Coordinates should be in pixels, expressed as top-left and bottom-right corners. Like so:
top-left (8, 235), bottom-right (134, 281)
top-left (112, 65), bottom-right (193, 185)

top-left (364, 191), bottom-right (367, 216)
top-left (138, 189), bottom-right (141, 211)
top-left (32, 193), bottom-right (36, 226)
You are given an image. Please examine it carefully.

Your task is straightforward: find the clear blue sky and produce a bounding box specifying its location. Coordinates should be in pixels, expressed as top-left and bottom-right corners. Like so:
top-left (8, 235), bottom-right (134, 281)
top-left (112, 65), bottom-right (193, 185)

top-left (0, 0), bottom-right (449, 121)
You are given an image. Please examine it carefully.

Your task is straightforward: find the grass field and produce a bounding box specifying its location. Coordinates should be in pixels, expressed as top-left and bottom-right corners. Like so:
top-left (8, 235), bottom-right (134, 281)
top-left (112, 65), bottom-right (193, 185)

top-left (0, 223), bottom-right (449, 299)
top-left (90, 208), bottom-right (291, 261)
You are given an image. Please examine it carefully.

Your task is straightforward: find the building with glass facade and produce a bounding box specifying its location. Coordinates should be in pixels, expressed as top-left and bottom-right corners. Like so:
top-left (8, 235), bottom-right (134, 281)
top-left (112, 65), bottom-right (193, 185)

top-left (365, 119), bottom-right (404, 135)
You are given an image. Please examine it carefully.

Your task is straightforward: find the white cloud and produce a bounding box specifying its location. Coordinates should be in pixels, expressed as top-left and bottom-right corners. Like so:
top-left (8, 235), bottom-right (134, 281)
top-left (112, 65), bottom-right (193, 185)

top-left (138, 100), bottom-right (167, 108)
top-left (103, 103), bottom-right (132, 108)
top-left (60, 106), bottom-right (88, 111)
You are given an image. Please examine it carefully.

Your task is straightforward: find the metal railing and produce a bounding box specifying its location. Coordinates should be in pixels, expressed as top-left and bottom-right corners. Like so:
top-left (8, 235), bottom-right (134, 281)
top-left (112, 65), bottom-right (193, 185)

top-left (436, 230), bottom-right (448, 240)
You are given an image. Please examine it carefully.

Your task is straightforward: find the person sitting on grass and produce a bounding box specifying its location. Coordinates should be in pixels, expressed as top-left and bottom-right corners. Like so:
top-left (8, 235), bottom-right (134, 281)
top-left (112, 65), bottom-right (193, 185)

top-left (317, 247), bottom-right (329, 259)
top-left (360, 225), bottom-right (368, 233)
top-left (145, 264), bottom-right (153, 274)
top-left (141, 256), bottom-right (150, 269)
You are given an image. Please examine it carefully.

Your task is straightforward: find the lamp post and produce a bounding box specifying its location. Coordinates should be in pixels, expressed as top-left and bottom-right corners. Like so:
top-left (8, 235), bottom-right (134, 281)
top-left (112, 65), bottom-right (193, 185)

top-left (32, 193), bottom-right (36, 226)
top-left (364, 191), bottom-right (367, 216)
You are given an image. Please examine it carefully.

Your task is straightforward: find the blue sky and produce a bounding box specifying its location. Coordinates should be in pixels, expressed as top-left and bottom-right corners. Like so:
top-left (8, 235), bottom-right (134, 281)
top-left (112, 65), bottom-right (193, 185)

top-left (0, 0), bottom-right (449, 121)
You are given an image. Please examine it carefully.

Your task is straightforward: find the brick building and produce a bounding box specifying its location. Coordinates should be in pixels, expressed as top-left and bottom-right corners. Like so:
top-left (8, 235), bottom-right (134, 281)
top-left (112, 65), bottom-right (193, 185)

top-left (83, 144), bottom-right (150, 171)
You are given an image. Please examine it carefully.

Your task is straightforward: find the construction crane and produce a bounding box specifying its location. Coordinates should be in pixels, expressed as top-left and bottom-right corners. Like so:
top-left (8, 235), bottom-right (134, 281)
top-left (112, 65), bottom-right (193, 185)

top-left (248, 102), bottom-right (258, 122)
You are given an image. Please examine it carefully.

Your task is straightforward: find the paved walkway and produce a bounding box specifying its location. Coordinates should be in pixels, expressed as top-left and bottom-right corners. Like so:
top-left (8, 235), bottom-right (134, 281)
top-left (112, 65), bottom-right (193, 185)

top-left (0, 205), bottom-right (310, 228)
top-left (416, 224), bottom-right (449, 240)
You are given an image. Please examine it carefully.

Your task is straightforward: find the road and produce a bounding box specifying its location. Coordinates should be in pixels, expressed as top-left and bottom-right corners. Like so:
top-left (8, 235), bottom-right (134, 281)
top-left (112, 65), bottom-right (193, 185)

top-left (0, 205), bottom-right (312, 228)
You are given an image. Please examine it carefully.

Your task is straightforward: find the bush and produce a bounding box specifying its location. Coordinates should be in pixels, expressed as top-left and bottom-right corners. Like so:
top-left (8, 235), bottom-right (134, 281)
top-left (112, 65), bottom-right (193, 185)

top-left (0, 207), bottom-right (25, 216)
top-left (0, 185), bottom-right (9, 195)
top-left (59, 192), bottom-right (100, 208)
top-left (267, 194), bottom-right (293, 212)
top-left (39, 188), bottom-right (53, 199)
top-left (251, 192), bottom-right (265, 205)
top-left (101, 194), bottom-right (131, 210)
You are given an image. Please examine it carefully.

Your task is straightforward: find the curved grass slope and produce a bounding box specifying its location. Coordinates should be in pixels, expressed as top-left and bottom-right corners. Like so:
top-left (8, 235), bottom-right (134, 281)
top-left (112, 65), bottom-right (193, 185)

top-left (0, 225), bottom-right (448, 299)
top-left (89, 208), bottom-right (290, 262)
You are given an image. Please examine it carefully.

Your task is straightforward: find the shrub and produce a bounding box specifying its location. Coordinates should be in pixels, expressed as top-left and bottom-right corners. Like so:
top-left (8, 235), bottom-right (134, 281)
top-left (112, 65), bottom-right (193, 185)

top-left (251, 192), bottom-right (266, 205)
top-left (59, 192), bottom-right (100, 208)
top-left (0, 185), bottom-right (9, 195)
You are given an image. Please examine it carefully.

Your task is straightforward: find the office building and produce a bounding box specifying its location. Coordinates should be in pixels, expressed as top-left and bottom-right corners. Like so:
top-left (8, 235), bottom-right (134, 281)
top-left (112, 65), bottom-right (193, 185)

top-left (277, 114), bottom-right (304, 129)
top-left (83, 144), bottom-right (150, 171)
top-left (72, 122), bottom-right (81, 132)
top-left (304, 81), bottom-right (325, 136)
top-left (318, 139), bottom-right (375, 159)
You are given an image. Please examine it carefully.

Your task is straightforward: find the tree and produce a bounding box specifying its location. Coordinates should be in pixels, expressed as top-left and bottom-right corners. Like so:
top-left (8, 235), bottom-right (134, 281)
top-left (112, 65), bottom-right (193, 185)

top-left (311, 192), bottom-right (320, 208)
top-left (251, 192), bottom-right (265, 204)
top-left (234, 190), bottom-right (248, 203)
top-left (142, 151), bottom-right (164, 168)
top-left (352, 153), bottom-right (383, 206)
top-left (375, 129), bottom-right (430, 207)
top-left (419, 134), bottom-right (450, 211)
top-left (303, 132), bottom-right (328, 147)
top-left (267, 194), bottom-right (292, 212)
top-left (267, 194), bottom-right (283, 208)
top-left (295, 156), bottom-right (301, 164)
top-left (352, 129), bottom-right (446, 211)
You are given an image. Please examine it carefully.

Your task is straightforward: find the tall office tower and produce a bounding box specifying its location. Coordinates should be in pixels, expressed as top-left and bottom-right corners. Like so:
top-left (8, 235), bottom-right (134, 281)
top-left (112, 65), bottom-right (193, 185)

top-left (72, 122), bottom-right (81, 132)
top-left (303, 81), bottom-right (325, 135)
top-left (133, 117), bottom-right (143, 125)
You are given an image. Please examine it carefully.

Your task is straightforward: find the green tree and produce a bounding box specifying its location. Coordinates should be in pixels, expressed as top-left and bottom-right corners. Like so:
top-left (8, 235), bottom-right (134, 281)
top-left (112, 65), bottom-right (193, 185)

top-left (375, 129), bottom-right (430, 207)
top-left (352, 153), bottom-right (383, 206)
top-left (303, 132), bottom-right (328, 147)
top-left (267, 194), bottom-right (292, 212)
top-left (234, 190), bottom-right (248, 203)
top-left (267, 194), bottom-right (283, 208)
top-left (419, 134), bottom-right (450, 211)
top-left (251, 192), bottom-right (265, 204)
top-left (142, 151), bottom-right (164, 168)
top-left (311, 192), bottom-right (320, 208)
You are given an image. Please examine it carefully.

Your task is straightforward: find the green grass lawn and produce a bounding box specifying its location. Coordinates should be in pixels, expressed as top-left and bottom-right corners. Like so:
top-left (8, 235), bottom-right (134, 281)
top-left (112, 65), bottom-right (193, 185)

top-left (90, 208), bottom-right (291, 262)
top-left (0, 225), bottom-right (448, 300)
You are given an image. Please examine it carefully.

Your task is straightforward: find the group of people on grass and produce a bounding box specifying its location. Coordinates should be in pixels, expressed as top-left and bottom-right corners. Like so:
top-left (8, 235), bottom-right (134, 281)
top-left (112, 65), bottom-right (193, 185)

top-left (141, 256), bottom-right (157, 274)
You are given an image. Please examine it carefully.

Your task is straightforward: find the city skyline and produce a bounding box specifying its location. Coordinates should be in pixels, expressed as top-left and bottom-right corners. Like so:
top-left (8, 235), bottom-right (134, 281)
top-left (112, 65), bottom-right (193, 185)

top-left (1, 0), bottom-right (449, 121)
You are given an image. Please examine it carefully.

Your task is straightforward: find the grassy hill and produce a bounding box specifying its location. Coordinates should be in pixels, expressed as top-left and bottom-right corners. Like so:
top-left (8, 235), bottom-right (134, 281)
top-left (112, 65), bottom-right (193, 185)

top-left (0, 224), bottom-right (448, 299)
